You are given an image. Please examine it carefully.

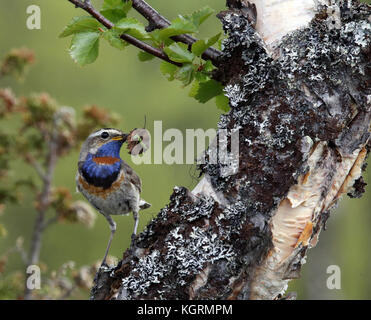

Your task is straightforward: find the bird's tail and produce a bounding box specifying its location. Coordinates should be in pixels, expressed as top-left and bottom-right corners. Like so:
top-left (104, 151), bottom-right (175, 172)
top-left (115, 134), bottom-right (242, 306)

top-left (139, 199), bottom-right (151, 210)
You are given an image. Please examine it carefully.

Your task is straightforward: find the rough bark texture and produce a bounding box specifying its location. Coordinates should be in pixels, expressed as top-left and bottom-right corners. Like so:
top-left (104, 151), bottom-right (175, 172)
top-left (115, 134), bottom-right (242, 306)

top-left (91, 0), bottom-right (371, 300)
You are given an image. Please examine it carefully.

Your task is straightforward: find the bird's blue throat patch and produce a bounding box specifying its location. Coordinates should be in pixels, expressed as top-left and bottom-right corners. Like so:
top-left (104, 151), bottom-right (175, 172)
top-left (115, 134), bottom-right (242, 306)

top-left (81, 140), bottom-right (123, 189)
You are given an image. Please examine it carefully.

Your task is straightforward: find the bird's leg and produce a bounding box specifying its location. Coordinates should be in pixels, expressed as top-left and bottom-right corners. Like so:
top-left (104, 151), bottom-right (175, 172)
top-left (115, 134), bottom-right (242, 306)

top-left (101, 215), bottom-right (116, 268)
top-left (130, 210), bottom-right (139, 249)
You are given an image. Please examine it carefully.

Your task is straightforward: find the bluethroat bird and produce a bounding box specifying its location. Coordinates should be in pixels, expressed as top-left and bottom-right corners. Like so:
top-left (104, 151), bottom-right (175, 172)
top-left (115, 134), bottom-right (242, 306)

top-left (76, 128), bottom-right (151, 266)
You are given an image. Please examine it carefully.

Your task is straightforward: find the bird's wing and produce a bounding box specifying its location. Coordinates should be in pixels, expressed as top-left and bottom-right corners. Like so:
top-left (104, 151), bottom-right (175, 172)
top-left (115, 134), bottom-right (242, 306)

top-left (77, 161), bottom-right (85, 175)
top-left (122, 161), bottom-right (142, 193)
top-left (76, 162), bottom-right (86, 193)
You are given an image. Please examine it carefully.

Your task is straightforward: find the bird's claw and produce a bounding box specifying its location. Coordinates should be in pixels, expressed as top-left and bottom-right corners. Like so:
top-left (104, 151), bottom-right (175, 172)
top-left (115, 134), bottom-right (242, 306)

top-left (99, 261), bottom-right (109, 270)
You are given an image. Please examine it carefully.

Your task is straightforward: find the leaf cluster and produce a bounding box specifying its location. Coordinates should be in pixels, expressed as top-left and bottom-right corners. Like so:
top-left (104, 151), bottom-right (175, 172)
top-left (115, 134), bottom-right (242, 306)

top-left (60, 0), bottom-right (229, 111)
top-left (0, 48), bottom-right (35, 80)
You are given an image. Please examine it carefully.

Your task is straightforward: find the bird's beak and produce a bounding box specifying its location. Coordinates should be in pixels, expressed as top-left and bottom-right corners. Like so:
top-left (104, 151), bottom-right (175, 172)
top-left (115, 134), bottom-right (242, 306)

top-left (111, 133), bottom-right (128, 142)
top-left (121, 133), bottom-right (129, 142)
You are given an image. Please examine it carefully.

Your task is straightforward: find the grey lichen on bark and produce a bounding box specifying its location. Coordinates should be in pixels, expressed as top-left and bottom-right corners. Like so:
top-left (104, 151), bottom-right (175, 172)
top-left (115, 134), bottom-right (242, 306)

top-left (91, 0), bottom-right (370, 300)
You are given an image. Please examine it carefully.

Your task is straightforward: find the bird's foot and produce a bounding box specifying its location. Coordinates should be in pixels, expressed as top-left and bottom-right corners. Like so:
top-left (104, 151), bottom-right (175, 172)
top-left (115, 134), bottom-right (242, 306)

top-left (99, 260), bottom-right (109, 269)
top-left (130, 233), bottom-right (137, 249)
top-left (128, 233), bottom-right (139, 256)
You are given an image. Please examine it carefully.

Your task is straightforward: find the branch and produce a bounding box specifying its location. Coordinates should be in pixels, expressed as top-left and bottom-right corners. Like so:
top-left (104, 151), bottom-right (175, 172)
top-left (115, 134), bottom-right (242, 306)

top-left (67, 0), bottom-right (181, 66)
top-left (129, 0), bottom-right (222, 65)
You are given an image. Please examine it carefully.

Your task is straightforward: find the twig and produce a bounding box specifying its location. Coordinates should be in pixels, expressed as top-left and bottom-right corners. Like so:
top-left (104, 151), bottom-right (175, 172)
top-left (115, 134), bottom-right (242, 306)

top-left (24, 153), bottom-right (47, 182)
top-left (24, 117), bottom-right (60, 300)
top-left (41, 215), bottom-right (59, 231)
top-left (129, 0), bottom-right (222, 66)
top-left (0, 239), bottom-right (28, 265)
top-left (67, 0), bottom-right (181, 66)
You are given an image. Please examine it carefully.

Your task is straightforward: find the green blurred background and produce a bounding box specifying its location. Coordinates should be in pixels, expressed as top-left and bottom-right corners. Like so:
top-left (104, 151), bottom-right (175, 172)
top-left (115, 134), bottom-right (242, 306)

top-left (0, 0), bottom-right (370, 299)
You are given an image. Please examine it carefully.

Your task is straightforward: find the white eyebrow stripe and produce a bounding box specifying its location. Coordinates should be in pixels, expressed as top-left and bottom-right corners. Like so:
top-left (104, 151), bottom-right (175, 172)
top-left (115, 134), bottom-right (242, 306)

top-left (89, 129), bottom-right (121, 139)
top-left (90, 129), bottom-right (105, 138)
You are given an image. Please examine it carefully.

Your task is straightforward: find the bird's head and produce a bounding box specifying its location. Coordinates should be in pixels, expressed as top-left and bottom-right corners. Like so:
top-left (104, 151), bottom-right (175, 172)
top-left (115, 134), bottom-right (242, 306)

top-left (78, 128), bottom-right (128, 162)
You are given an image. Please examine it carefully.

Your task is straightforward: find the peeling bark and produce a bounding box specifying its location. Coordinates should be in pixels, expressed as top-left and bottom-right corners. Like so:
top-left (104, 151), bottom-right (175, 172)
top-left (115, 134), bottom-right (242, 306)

top-left (91, 0), bottom-right (371, 300)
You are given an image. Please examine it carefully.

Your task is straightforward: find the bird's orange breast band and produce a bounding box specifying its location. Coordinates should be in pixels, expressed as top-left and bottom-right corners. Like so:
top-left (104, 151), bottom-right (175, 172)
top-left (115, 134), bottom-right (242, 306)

top-left (92, 156), bottom-right (120, 165)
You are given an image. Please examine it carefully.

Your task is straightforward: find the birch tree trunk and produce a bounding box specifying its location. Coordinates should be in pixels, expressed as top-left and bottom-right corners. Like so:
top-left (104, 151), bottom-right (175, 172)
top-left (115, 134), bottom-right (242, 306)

top-left (91, 0), bottom-right (371, 300)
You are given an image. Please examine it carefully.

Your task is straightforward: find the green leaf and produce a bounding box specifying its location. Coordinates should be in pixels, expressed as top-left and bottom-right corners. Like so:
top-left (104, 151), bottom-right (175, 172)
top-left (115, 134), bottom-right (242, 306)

top-left (101, 0), bottom-right (132, 23)
top-left (152, 16), bottom-right (198, 41)
top-left (192, 33), bottom-right (221, 56)
top-left (190, 79), bottom-right (224, 103)
top-left (160, 61), bottom-right (178, 81)
top-left (183, 6), bottom-right (215, 28)
top-left (174, 63), bottom-right (195, 87)
top-left (194, 70), bottom-right (209, 83)
top-left (164, 42), bottom-right (195, 63)
top-left (194, 60), bottom-right (215, 83)
top-left (69, 32), bottom-right (100, 66)
top-left (102, 0), bottom-right (130, 11)
top-left (115, 17), bottom-right (149, 40)
top-left (191, 40), bottom-right (208, 57)
top-left (138, 51), bottom-right (155, 62)
top-left (203, 60), bottom-right (215, 72)
top-left (102, 29), bottom-right (127, 50)
top-left (215, 94), bottom-right (230, 112)
top-left (59, 16), bottom-right (101, 38)
top-left (189, 79), bottom-right (200, 97)
top-left (151, 7), bottom-right (214, 42)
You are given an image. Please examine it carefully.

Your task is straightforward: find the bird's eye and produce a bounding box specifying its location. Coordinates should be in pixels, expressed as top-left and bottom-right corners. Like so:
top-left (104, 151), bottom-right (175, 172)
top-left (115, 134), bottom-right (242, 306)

top-left (101, 131), bottom-right (109, 139)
